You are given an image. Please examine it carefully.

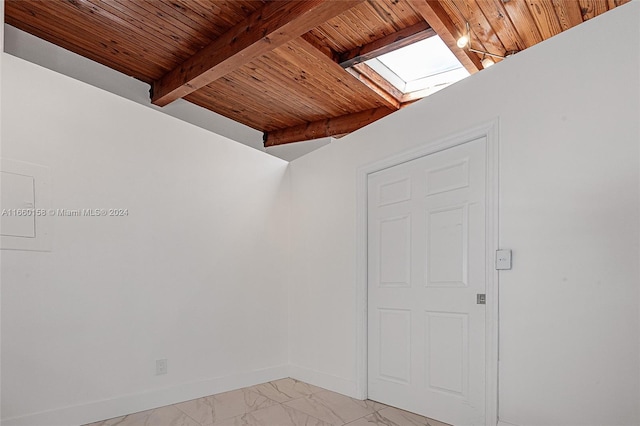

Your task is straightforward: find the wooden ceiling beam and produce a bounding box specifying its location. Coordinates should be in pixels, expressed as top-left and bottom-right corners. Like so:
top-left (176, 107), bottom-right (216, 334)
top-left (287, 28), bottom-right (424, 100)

top-left (347, 70), bottom-right (401, 109)
top-left (338, 21), bottom-right (437, 68)
top-left (352, 63), bottom-right (404, 101)
top-left (263, 107), bottom-right (394, 147)
top-left (407, 0), bottom-right (482, 74)
top-left (295, 37), bottom-right (402, 111)
top-left (348, 63), bottom-right (404, 109)
top-left (150, 0), bottom-right (364, 106)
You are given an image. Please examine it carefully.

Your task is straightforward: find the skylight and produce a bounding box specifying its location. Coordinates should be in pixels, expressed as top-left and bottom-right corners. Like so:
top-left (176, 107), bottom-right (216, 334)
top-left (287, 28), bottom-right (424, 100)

top-left (365, 35), bottom-right (469, 98)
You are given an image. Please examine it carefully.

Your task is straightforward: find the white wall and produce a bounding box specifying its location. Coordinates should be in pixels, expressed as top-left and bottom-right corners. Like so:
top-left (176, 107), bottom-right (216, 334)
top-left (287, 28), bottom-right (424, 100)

top-left (0, 2), bottom-right (4, 424)
top-left (3, 24), bottom-right (331, 162)
top-left (1, 54), bottom-right (290, 425)
top-left (288, 3), bottom-right (640, 425)
top-left (2, 3), bottom-right (639, 426)
top-left (3, 25), bottom-right (262, 151)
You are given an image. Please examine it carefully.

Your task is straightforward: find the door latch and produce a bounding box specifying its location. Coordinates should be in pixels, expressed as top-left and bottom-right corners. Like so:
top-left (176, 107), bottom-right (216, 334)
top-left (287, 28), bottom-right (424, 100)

top-left (477, 294), bottom-right (486, 304)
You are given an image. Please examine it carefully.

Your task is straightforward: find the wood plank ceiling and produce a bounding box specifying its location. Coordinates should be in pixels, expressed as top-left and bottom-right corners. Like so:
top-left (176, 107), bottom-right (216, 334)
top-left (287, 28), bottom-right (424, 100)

top-left (5, 0), bottom-right (629, 146)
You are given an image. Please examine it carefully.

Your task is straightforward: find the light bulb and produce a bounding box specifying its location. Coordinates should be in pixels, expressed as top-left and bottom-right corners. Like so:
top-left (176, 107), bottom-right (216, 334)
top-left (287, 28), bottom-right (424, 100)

top-left (456, 34), bottom-right (469, 48)
top-left (482, 57), bottom-right (494, 68)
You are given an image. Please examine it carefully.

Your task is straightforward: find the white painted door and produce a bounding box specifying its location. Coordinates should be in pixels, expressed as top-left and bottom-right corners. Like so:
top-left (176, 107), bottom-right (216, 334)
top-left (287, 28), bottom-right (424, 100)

top-left (367, 137), bottom-right (487, 426)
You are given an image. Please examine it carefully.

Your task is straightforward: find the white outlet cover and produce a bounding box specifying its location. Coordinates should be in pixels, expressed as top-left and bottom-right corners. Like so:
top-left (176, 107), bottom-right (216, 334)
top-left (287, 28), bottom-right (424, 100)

top-left (156, 359), bottom-right (167, 375)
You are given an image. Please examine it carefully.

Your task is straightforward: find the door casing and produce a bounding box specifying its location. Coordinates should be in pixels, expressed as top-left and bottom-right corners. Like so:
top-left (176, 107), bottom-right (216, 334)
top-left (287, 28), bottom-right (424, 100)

top-left (355, 119), bottom-right (500, 426)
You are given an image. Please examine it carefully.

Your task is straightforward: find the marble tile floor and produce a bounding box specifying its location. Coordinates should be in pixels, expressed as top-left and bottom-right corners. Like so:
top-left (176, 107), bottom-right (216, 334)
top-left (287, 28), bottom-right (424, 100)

top-left (85, 378), bottom-right (452, 426)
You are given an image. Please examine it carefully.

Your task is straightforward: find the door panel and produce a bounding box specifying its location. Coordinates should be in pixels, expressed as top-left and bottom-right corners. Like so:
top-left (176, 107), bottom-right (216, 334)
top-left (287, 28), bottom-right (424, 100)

top-left (367, 137), bottom-right (487, 426)
top-left (426, 311), bottom-right (468, 396)
top-left (378, 308), bottom-right (412, 383)
top-left (379, 216), bottom-right (411, 287)
top-left (427, 205), bottom-right (468, 286)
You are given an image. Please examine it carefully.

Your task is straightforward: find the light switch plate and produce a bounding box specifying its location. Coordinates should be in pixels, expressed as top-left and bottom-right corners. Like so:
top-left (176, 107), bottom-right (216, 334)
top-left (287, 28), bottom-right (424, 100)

top-left (496, 249), bottom-right (512, 270)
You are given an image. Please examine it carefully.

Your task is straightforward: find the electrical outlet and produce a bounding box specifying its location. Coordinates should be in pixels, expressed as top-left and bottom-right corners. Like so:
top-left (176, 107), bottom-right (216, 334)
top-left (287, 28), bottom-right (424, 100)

top-left (156, 359), bottom-right (167, 375)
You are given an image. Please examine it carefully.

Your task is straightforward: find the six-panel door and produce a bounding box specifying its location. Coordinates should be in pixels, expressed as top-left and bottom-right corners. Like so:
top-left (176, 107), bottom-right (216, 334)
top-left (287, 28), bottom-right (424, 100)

top-left (367, 137), bottom-right (487, 426)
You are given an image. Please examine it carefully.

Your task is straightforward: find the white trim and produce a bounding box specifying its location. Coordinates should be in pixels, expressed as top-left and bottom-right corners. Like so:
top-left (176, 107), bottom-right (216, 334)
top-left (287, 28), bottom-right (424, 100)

top-left (484, 120), bottom-right (500, 426)
top-left (2, 365), bottom-right (288, 426)
top-left (288, 364), bottom-right (358, 398)
top-left (355, 119), bottom-right (500, 425)
top-left (497, 420), bottom-right (521, 426)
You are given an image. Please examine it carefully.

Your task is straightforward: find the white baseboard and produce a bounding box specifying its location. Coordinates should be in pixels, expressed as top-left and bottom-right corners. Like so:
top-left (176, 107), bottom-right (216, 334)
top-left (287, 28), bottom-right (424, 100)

top-left (288, 364), bottom-right (358, 399)
top-left (2, 365), bottom-right (288, 426)
top-left (497, 420), bottom-right (521, 426)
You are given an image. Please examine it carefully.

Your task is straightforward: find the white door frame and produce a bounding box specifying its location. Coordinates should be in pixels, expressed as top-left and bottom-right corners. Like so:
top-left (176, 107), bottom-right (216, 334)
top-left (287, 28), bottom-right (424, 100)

top-left (355, 119), bottom-right (500, 425)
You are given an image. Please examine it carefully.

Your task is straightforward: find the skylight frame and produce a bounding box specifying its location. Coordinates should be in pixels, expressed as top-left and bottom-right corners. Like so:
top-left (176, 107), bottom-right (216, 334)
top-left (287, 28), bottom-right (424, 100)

top-left (359, 35), bottom-right (470, 101)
